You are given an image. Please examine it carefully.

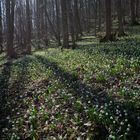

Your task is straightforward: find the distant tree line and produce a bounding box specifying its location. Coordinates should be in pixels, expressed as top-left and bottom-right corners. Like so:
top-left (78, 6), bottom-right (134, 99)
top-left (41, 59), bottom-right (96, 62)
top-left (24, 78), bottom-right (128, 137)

top-left (0, 0), bottom-right (139, 58)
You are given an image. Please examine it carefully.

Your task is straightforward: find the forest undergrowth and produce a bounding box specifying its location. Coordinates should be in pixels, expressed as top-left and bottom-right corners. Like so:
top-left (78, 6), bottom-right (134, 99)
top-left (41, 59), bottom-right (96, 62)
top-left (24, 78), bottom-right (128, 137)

top-left (0, 27), bottom-right (140, 140)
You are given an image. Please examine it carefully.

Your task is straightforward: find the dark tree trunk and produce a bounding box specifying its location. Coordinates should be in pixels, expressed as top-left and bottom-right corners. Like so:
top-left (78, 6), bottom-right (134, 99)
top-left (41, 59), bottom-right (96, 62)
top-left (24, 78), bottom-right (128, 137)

top-left (6, 0), bottom-right (15, 58)
top-left (61, 0), bottom-right (69, 48)
top-left (100, 0), bottom-right (114, 42)
top-left (74, 0), bottom-right (82, 39)
top-left (117, 0), bottom-right (125, 36)
top-left (131, 0), bottom-right (139, 25)
top-left (98, 0), bottom-right (101, 31)
top-left (67, 0), bottom-right (76, 49)
top-left (105, 0), bottom-right (112, 40)
top-left (26, 0), bottom-right (32, 54)
top-left (0, 0), bottom-right (3, 53)
top-left (136, 0), bottom-right (139, 19)
top-left (55, 0), bottom-right (61, 46)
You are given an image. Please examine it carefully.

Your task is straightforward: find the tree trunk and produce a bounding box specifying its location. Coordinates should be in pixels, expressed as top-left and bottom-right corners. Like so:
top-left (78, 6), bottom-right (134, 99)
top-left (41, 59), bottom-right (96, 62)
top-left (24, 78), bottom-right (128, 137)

top-left (26, 0), bottom-right (32, 54)
top-left (74, 0), bottom-right (82, 39)
top-left (117, 0), bottom-right (125, 36)
top-left (131, 0), bottom-right (139, 25)
top-left (61, 0), bottom-right (69, 48)
top-left (55, 0), bottom-right (61, 46)
top-left (6, 0), bottom-right (15, 58)
top-left (136, 0), bottom-right (139, 20)
top-left (0, 0), bottom-right (3, 53)
top-left (105, 0), bottom-right (112, 40)
top-left (67, 0), bottom-right (76, 49)
top-left (98, 0), bottom-right (101, 31)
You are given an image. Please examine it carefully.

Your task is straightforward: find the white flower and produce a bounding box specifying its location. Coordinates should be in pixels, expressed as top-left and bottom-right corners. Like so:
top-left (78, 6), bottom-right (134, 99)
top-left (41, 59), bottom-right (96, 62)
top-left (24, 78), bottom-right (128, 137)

top-left (88, 101), bottom-right (91, 104)
top-left (109, 135), bottom-right (115, 139)
top-left (96, 105), bottom-right (98, 108)
top-left (101, 106), bottom-right (103, 109)
top-left (120, 122), bottom-right (124, 125)
top-left (119, 114), bottom-right (122, 117)
top-left (6, 116), bottom-right (10, 120)
top-left (110, 116), bottom-right (113, 120)
top-left (124, 110), bottom-right (127, 113)
top-left (110, 101), bottom-right (113, 104)
top-left (125, 113), bottom-right (128, 116)
top-left (128, 124), bottom-right (131, 127)
top-left (125, 119), bottom-right (128, 122)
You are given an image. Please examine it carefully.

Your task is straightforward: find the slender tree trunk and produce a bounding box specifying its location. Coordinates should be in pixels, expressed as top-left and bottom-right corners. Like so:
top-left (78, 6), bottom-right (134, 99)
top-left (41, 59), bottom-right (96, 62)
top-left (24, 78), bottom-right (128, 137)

top-left (61, 0), bottom-right (69, 48)
top-left (98, 0), bottom-right (101, 31)
top-left (136, 0), bottom-right (139, 20)
top-left (67, 0), bottom-right (76, 49)
top-left (117, 0), bottom-right (125, 36)
top-left (74, 0), bottom-right (82, 39)
top-left (44, 0), bottom-right (49, 47)
top-left (6, 0), bottom-right (15, 58)
top-left (26, 0), bottom-right (32, 54)
top-left (131, 0), bottom-right (139, 25)
top-left (106, 0), bottom-right (112, 39)
top-left (0, 0), bottom-right (3, 53)
top-left (55, 0), bottom-right (61, 46)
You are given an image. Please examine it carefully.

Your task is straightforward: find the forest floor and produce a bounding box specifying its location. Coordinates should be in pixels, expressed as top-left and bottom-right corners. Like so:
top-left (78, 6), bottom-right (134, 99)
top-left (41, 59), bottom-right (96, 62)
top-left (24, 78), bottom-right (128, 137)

top-left (0, 27), bottom-right (140, 140)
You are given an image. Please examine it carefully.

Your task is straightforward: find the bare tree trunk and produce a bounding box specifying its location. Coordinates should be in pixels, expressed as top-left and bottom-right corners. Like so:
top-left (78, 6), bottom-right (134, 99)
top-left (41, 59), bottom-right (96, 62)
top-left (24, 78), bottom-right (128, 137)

top-left (6, 0), bottom-right (15, 58)
top-left (0, 0), bottom-right (3, 53)
top-left (67, 0), bottom-right (76, 49)
top-left (61, 0), bottom-right (69, 48)
top-left (55, 0), bottom-right (61, 46)
top-left (117, 0), bottom-right (125, 36)
top-left (100, 0), bottom-right (114, 42)
top-left (105, 0), bottom-right (112, 40)
top-left (131, 0), bottom-right (139, 25)
top-left (74, 0), bottom-right (82, 39)
top-left (136, 0), bottom-right (139, 20)
top-left (98, 0), bottom-right (101, 31)
top-left (26, 0), bottom-right (32, 54)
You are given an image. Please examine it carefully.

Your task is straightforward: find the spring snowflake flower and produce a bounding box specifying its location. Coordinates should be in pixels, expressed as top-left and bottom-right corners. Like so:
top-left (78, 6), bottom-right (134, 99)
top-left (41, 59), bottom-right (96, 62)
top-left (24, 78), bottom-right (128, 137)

top-left (125, 119), bottom-right (128, 122)
top-left (110, 116), bottom-right (113, 120)
top-left (106, 112), bottom-right (108, 115)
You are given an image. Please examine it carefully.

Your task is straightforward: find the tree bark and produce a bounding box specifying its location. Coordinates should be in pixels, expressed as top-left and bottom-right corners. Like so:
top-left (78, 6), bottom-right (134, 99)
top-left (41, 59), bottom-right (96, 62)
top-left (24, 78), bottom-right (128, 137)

top-left (61, 0), bottom-right (69, 48)
top-left (0, 0), bottom-right (3, 53)
top-left (74, 0), bottom-right (82, 39)
top-left (130, 0), bottom-right (139, 25)
top-left (55, 0), bottom-right (61, 46)
top-left (6, 0), bottom-right (15, 58)
top-left (105, 0), bottom-right (112, 40)
top-left (67, 0), bottom-right (76, 49)
top-left (136, 0), bottom-right (139, 19)
top-left (98, 0), bottom-right (101, 31)
top-left (26, 0), bottom-right (32, 54)
top-left (117, 0), bottom-right (125, 36)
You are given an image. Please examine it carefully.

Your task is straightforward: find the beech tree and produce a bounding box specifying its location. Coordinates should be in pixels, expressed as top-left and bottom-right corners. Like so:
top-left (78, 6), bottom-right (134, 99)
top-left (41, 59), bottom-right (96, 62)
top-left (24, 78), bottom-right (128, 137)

top-left (0, 0), bottom-right (2, 53)
top-left (0, 0), bottom-right (139, 56)
top-left (6, 0), bottom-right (15, 58)
top-left (26, 0), bottom-right (32, 54)
top-left (100, 0), bottom-right (112, 42)
top-left (61, 0), bottom-right (69, 48)
top-left (130, 0), bottom-right (139, 25)
top-left (117, 0), bottom-right (125, 36)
